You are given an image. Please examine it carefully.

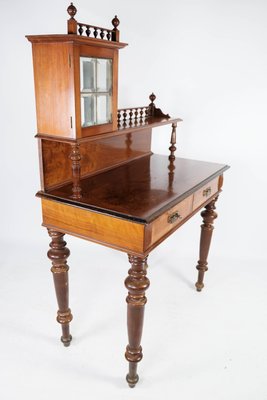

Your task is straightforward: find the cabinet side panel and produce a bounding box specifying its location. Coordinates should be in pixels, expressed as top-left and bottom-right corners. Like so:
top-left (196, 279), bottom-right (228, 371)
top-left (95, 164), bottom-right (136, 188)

top-left (32, 43), bottom-right (74, 138)
top-left (42, 140), bottom-right (72, 189)
top-left (42, 129), bottom-right (152, 189)
top-left (37, 139), bottom-right (45, 190)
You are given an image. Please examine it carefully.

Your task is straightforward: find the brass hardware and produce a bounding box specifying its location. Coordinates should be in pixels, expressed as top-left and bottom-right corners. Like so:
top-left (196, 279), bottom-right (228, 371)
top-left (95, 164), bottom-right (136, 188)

top-left (168, 211), bottom-right (182, 224)
top-left (202, 187), bottom-right (211, 197)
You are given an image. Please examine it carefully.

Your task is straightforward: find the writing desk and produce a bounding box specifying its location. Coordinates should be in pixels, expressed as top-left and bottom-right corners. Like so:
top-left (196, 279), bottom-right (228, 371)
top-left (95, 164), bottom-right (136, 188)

top-left (27, 4), bottom-right (229, 387)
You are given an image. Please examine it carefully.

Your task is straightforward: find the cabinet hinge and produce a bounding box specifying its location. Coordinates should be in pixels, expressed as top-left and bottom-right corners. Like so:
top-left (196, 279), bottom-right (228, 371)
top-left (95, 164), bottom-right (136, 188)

top-left (70, 116), bottom-right (73, 129)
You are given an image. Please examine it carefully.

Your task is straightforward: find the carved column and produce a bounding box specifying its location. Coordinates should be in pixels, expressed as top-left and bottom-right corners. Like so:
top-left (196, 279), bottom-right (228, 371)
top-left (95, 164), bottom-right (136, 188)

top-left (169, 122), bottom-right (177, 161)
top-left (125, 255), bottom-right (150, 387)
top-left (47, 229), bottom-right (73, 346)
top-left (69, 143), bottom-right (82, 199)
top-left (195, 196), bottom-right (218, 292)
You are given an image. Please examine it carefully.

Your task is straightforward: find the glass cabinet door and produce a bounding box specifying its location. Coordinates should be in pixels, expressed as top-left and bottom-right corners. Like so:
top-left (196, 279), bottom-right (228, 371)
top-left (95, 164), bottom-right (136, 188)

top-left (80, 57), bottom-right (112, 127)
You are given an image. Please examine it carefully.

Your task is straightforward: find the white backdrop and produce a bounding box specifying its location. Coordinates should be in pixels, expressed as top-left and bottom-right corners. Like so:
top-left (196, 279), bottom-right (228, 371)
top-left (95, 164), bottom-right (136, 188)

top-left (1, 1), bottom-right (267, 399)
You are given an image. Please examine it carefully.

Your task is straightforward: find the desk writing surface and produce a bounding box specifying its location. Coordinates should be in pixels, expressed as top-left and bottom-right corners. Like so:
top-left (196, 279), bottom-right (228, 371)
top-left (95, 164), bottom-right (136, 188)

top-left (41, 154), bottom-right (228, 223)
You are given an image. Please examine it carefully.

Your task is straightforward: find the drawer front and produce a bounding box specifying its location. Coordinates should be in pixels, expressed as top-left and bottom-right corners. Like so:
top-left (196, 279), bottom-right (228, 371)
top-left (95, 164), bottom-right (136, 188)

top-left (192, 177), bottom-right (219, 210)
top-left (150, 195), bottom-right (193, 246)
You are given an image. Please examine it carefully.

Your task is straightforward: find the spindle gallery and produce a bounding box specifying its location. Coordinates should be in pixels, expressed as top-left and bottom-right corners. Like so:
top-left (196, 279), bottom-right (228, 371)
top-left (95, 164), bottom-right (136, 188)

top-left (26, 3), bottom-right (229, 387)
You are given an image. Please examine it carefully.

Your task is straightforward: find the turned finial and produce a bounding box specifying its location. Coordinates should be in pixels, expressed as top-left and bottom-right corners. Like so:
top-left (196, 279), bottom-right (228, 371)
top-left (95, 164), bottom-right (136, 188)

top-left (67, 3), bottom-right (77, 34)
top-left (149, 93), bottom-right (156, 104)
top-left (111, 15), bottom-right (120, 41)
top-left (67, 2), bottom-right (77, 19)
top-left (148, 93), bottom-right (156, 117)
top-left (112, 15), bottom-right (120, 30)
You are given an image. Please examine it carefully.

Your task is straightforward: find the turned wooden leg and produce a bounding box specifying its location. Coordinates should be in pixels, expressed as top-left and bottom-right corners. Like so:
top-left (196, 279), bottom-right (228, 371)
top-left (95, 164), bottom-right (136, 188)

top-left (195, 196), bottom-right (218, 292)
top-left (47, 229), bottom-right (73, 346)
top-left (125, 255), bottom-right (150, 388)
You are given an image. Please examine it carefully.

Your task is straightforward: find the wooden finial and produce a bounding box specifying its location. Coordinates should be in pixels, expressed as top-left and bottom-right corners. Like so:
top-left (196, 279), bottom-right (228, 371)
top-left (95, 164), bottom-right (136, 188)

top-left (149, 93), bottom-right (156, 104)
top-left (148, 93), bottom-right (156, 117)
top-left (111, 15), bottom-right (120, 41)
top-left (67, 2), bottom-right (77, 18)
top-left (67, 3), bottom-right (77, 34)
top-left (112, 15), bottom-right (120, 30)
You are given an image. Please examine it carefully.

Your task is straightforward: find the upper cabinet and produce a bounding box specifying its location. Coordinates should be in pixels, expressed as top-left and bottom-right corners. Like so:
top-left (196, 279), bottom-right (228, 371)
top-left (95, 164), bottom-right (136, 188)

top-left (26, 4), bottom-right (127, 139)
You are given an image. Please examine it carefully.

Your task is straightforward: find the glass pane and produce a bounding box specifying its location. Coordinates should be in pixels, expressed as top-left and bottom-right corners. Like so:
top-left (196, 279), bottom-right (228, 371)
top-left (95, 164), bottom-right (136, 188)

top-left (80, 57), bottom-right (96, 92)
top-left (80, 56), bottom-right (113, 127)
top-left (96, 59), bottom-right (112, 92)
top-left (97, 94), bottom-right (112, 125)
top-left (81, 94), bottom-right (96, 127)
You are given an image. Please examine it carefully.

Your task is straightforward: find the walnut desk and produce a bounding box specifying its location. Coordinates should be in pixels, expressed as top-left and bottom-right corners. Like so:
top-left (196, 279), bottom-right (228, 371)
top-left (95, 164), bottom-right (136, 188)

top-left (37, 116), bottom-right (229, 388)
top-left (27, 4), bottom-right (229, 387)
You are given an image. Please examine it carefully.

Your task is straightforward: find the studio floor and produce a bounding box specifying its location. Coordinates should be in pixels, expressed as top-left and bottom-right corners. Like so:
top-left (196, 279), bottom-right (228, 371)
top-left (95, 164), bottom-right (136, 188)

top-left (1, 228), bottom-right (266, 400)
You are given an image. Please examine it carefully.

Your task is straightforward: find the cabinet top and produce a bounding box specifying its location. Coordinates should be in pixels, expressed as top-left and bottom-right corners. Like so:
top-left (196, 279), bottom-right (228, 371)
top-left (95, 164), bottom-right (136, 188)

top-left (26, 34), bottom-right (128, 49)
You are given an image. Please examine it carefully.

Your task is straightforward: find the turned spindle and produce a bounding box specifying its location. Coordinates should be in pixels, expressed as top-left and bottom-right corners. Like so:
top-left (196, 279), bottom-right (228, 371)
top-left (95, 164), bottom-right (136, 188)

top-left (85, 25), bottom-right (91, 36)
top-left (47, 230), bottom-right (73, 347)
top-left (125, 255), bottom-right (150, 387)
top-left (195, 196), bottom-right (218, 291)
top-left (69, 144), bottom-right (82, 199)
top-left (168, 160), bottom-right (175, 192)
top-left (169, 122), bottom-right (177, 161)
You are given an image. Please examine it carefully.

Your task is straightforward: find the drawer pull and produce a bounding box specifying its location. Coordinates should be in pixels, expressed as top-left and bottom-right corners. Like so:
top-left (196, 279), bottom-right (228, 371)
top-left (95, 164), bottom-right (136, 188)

top-left (202, 187), bottom-right (211, 197)
top-left (168, 211), bottom-right (182, 224)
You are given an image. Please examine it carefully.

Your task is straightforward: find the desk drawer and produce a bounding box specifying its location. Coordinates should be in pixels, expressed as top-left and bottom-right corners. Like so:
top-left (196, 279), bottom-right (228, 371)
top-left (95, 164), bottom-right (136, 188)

top-left (150, 195), bottom-right (193, 245)
top-left (192, 177), bottom-right (219, 210)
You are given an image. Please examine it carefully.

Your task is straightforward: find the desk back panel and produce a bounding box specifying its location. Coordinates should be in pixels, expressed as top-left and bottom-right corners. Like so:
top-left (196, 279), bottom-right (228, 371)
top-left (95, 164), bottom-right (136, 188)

top-left (40, 128), bottom-right (152, 190)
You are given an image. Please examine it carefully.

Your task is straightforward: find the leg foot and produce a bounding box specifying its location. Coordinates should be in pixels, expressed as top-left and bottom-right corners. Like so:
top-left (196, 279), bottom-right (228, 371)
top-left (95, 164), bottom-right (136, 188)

top-left (125, 255), bottom-right (150, 387)
top-left (126, 362), bottom-right (139, 388)
top-left (61, 334), bottom-right (72, 347)
top-left (195, 284), bottom-right (204, 292)
top-left (195, 197), bottom-right (218, 291)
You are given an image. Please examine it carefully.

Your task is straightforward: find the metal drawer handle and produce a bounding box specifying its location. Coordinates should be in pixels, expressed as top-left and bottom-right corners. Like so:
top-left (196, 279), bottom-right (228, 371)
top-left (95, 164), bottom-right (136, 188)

top-left (168, 211), bottom-right (182, 224)
top-left (202, 187), bottom-right (212, 197)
